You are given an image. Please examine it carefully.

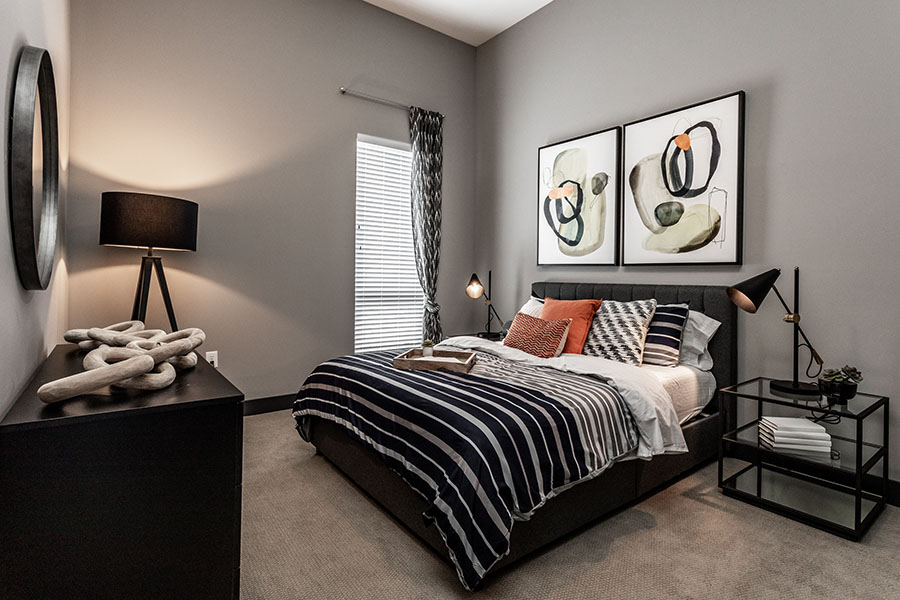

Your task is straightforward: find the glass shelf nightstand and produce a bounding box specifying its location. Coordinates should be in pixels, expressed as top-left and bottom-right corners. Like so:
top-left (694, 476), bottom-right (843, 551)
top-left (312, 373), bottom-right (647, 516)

top-left (718, 376), bottom-right (889, 541)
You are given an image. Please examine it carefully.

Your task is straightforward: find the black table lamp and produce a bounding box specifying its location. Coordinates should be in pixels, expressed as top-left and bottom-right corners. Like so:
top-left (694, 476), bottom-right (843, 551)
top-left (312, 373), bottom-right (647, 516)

top-left (466, 271), bottom-right (504, 340)
top-left (727, 266), bottom-right (823, 396)
top-left (99, 192), bottom-right (198, 331)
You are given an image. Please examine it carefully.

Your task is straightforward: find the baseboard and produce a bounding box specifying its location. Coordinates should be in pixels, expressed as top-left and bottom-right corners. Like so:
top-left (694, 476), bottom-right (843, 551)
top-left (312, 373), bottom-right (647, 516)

top-left (242, 394), bottom-right (295, 416)
top-left (859, 471), bottom-right (900, 507)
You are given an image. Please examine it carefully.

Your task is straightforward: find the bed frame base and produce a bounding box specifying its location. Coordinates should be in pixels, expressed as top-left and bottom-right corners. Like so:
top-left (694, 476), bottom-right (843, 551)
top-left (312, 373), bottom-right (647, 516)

top-left (308, 411), bottom-right (719, 577)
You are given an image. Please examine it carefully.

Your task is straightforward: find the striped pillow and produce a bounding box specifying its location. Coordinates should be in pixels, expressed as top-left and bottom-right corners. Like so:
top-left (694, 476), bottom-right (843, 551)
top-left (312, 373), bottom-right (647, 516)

top-left (642, 303), bottom-right (690, 367)
top-left (503, 312), bottom-right (572, 359)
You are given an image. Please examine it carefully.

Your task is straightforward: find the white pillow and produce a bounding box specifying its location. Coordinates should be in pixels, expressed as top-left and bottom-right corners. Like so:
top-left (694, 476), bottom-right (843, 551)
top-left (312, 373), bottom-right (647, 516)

top-left (517, 297), bottom-right (545, 318)
top-left (679, 310), bottom-right (721, 371)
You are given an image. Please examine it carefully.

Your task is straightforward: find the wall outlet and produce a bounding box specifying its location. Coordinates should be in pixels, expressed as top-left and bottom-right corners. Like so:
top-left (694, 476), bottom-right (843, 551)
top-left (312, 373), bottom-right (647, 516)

top-left (205, 351), bottom-right (218, 368)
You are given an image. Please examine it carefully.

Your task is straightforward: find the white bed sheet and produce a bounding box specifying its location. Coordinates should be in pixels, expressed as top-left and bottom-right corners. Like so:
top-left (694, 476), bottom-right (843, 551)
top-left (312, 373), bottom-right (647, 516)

top-left (640, 364), bottom-right (717, 424)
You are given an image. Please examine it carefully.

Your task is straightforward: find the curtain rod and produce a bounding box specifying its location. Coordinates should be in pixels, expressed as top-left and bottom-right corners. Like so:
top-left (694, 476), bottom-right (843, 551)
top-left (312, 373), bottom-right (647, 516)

top-left (339, 87), bottom-right (444, 119)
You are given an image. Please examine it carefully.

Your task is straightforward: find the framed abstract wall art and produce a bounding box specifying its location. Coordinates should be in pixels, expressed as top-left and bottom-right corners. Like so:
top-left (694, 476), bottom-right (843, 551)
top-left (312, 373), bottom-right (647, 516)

top-left (537, 126), bottom-right (620, 266)
top-left (622, 91), bottom-right (744, 265)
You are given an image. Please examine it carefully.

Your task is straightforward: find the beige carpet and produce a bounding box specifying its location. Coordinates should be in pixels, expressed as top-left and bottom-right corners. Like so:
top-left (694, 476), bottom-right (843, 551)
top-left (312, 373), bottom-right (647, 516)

top-left (241, 410), bottom-right (900, 599)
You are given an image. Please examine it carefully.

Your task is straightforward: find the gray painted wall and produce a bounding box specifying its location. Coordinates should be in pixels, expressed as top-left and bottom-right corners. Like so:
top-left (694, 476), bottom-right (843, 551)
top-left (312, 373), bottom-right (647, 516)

top-left (0, 0), bottom-right (69, 417)
top-left (67, 0), bottom-right (478, 399)
top-left (475, 0), bottom-right (900, 475)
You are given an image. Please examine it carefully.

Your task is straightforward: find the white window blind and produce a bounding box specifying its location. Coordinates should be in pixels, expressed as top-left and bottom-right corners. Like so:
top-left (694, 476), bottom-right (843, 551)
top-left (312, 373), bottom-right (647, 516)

top-left (354, 136), bottom-right (424, 352)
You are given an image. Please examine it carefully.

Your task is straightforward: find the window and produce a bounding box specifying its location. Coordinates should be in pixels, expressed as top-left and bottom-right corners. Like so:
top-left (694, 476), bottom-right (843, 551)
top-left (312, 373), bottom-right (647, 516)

top-left (354, 135), bottom-right (424, 352)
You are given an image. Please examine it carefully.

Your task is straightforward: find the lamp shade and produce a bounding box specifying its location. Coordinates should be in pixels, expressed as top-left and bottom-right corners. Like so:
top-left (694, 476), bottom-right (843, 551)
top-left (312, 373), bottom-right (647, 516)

top-left (727, 268), bottom-right (781, 313)
top-left (465, 273), bottom-right (484, 299)
top-left (99, 192), bottom-right (198, 251)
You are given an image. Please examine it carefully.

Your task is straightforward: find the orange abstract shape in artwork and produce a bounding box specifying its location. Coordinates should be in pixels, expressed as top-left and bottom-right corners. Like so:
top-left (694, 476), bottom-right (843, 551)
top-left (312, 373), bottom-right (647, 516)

top-left (548, 184), bottom-right (575, 200)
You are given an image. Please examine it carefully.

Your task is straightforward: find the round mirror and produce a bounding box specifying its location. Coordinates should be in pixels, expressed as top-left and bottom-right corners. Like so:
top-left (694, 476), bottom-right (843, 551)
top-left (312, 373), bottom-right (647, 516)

top-left (9, 45), bottom-right (59, 291)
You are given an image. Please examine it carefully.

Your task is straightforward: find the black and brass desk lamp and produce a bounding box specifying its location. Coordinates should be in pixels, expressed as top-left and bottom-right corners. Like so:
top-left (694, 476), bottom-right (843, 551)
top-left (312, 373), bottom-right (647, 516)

top-left (727, 266), bottom-right (823, 395)
top-left (466, 271), bottom-right (504, 340)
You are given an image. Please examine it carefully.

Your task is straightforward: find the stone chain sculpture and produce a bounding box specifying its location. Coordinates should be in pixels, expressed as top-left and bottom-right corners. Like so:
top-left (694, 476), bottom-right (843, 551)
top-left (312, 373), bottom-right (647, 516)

top-left (37, 320), bottom-right (206, 404)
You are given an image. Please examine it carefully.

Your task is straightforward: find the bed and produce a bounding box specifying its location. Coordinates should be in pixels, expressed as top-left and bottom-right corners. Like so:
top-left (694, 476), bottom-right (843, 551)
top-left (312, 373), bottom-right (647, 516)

top-left (293, 281), bottom-right (737, 589)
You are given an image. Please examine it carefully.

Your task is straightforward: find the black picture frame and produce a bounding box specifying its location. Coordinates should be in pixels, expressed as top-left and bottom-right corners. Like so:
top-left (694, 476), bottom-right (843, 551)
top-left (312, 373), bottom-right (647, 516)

top-left (536, 126), bottom-right (621, 266)
top-left (621, 91), bottom-right (744, 266)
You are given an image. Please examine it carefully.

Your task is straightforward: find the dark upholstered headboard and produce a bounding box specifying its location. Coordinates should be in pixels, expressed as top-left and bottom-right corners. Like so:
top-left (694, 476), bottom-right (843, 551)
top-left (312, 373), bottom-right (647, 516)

top-left (531, 281), bottom-right (738, 414)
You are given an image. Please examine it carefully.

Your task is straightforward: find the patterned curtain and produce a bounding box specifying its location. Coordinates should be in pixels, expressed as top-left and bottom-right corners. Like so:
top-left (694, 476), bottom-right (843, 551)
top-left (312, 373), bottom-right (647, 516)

top-left (409, 106), bottom-right (444, 342)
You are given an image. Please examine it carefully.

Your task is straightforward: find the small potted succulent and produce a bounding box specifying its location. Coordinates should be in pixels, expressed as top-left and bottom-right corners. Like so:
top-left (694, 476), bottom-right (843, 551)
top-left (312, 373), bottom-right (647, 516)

top-left (818, 365), bottom-right (863, 403)
top-left (422, 339), bottom-right (435, 357)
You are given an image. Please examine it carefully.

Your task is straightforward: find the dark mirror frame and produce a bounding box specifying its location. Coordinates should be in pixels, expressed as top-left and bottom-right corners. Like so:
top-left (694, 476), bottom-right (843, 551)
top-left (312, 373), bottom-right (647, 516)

top-left (8, 45), bottom-right (59, 290)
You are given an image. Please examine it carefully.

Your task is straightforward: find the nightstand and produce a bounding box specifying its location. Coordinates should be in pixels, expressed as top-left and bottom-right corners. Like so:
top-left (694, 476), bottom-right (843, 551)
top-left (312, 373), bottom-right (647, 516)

top-left (0, 344), bottom-right (244, 599)
top-left (718, 376), bottom-right (888, 541)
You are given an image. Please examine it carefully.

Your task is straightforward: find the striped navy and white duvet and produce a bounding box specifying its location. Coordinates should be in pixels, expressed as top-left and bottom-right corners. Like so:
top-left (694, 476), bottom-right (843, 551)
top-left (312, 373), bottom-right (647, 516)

top-left (292, 350), bottom-right (639, 590)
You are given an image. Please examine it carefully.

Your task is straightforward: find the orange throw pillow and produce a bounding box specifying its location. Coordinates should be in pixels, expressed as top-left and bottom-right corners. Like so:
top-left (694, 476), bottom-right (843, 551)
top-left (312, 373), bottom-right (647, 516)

top-left (503, 313), bottom-right (572, 359)
top-left (540, 297), bottom-right (603, 354)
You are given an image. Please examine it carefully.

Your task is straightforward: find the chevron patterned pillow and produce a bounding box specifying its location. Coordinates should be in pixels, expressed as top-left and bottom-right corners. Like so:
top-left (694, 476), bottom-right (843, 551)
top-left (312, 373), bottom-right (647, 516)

top-left (503, 312), bottom-right (572, 359)
top-left (582, 299), bottom-right (657, 365)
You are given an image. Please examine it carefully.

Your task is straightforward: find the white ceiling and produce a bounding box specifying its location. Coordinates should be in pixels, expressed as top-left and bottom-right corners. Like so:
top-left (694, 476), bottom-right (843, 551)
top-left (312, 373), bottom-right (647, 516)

top-left (363, 0), bottom-right (555, 46)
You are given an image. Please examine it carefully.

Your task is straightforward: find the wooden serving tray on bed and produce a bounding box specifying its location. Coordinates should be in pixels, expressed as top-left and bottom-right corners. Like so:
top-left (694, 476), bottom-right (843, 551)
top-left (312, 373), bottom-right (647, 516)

top-left (393, 348), bottom-right (476, 373)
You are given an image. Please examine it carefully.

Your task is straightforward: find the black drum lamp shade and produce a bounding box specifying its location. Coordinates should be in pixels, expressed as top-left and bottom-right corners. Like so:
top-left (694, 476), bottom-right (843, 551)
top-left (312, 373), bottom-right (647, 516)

top-left (99, 191), bottom-right (198, 332)
top-left (726, 268), bottom-right (780, 313)
top-left (99, 192), bottom-right (198, 252)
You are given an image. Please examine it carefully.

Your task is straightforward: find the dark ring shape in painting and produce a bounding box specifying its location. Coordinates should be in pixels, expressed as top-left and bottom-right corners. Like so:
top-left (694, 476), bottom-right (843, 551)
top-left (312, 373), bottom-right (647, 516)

top-left (665, 146), bottom-right (694, 196)
top-left (543, 179), bottom-right (584, 247)
top-left (660, 121), bottom-right (720, 199)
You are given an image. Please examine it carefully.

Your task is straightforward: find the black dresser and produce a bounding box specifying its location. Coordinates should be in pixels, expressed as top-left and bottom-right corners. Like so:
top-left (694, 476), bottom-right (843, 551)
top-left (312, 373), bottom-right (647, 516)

top-left (0, 344), bottom-right (243, 599)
